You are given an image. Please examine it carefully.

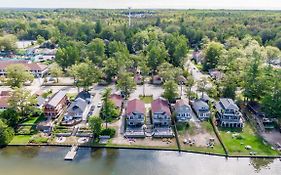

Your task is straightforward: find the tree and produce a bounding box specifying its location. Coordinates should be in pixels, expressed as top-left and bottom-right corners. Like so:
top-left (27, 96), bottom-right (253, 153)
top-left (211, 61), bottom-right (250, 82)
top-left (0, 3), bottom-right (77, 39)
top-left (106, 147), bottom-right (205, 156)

top-left (86, 38), bottom-right (105, 65)
top-left (6, 64), bottom-right (34, 88)
top-left (116, 72), bottom-right (136, 99)
top-left (101, 88), bottom-right (119, 128)
top-left (163, 80), bottom-right (178, 103)
top-left (68, 60), bottom-right (101, 91)
top-left (102, 58), bottom-right (119, 83)
top-left (95, 20), bottom-right (102, 34)
top-left (0, 34), bottom-right (17, 52)
top-left (49, 63), bottom-right (63, 83)
top-left (0, 108), bottom-right (20, 128)
top-left (185, 74), bottom-right (195, 100)
top-left (36, 35), bottom-right (45, 45)
top-left (8, 88), bottom-right (37, 118)
top-left (0, 120), bottom-right (14, 145)
top-left (157, 62), bottom-right (182, 82)
top-left (88, 116), bottom-right (102, 137)
top-left (55, 45), bottom-right (80, 70)
top-left (147, 40), bottom-right (168, 72)
top-left (261, 70), bottom-right (281, 119)
top-left (203, 41), bottom-right (224, 71)
top-left (139, 59), bottom-right (150, 96)
top-left (265, 46), bottom-right (281, 64)
top-left (197, 77), bottom-right (209, 99)
top-left (243, 50), bottom-right (265, 101)
top-left (165, 33), bottom-right (188, 67)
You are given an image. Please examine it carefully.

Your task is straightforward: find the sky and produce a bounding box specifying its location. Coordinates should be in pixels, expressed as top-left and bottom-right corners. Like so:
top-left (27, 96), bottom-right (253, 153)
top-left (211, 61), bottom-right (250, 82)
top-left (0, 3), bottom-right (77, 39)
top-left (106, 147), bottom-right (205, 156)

top-left (0, 0), bottom-right (281, 10)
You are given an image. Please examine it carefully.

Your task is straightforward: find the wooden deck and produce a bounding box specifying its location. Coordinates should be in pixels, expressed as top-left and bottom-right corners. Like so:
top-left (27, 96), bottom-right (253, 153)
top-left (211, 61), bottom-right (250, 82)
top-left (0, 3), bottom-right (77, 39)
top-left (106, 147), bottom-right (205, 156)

top-left (64, 145), bottom-right (78, 161)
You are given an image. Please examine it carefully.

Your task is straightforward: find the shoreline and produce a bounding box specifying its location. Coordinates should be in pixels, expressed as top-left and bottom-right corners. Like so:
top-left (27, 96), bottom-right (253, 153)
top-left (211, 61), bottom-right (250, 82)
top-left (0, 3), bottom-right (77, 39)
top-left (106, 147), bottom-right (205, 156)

top-left (4, 144), bottom-right (281, 159)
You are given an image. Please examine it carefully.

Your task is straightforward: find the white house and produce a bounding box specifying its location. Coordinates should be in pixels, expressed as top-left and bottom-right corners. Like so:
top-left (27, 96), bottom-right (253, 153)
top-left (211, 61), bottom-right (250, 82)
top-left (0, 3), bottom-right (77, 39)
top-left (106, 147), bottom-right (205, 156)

top-left (174, 99), bottom-right (192, 122)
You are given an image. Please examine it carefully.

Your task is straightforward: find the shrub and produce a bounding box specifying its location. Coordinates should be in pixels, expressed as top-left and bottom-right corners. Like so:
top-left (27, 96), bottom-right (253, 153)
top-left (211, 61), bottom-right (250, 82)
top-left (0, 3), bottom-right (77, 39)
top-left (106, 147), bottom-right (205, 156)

top-left (100, 128), bottom-right (116, 138)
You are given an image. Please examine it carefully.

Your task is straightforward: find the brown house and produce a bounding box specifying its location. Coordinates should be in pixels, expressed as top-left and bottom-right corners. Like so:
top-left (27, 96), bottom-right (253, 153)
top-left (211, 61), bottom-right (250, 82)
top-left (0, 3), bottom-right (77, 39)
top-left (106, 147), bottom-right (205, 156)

top-left (44, 90), bottom-right (68, 118)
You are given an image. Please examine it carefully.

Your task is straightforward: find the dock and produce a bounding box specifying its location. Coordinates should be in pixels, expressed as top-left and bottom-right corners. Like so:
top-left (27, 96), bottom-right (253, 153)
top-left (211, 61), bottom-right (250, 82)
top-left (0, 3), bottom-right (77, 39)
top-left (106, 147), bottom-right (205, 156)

top-left (64, 145), bottom-right (78, 161)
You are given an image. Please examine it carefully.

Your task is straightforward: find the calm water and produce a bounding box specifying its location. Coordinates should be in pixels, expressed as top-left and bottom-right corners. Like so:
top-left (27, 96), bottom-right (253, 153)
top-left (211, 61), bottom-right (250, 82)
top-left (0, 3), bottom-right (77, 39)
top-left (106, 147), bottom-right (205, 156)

top-left (0, 146), bottom-right (280, 175)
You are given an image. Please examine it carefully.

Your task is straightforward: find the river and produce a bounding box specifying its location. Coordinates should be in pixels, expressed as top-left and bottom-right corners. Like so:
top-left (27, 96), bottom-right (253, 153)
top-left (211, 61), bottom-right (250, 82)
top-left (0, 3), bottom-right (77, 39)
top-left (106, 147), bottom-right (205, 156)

top-left (0, 146), bottom-right (280, 175)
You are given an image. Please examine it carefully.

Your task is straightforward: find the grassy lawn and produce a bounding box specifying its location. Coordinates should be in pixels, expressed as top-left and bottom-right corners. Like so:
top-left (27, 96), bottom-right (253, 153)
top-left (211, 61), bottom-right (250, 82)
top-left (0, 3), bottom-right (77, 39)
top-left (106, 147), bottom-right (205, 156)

top-left (9, 135), bottom-right (32, 145)
top-left (22, 115), bottom-right (45, 125)
top-left (67, 92), bottom-right (78, 101)
top-left (139, 95), bottom-right (153, 103)
top-left (219, 123), bottom-right (279, 156)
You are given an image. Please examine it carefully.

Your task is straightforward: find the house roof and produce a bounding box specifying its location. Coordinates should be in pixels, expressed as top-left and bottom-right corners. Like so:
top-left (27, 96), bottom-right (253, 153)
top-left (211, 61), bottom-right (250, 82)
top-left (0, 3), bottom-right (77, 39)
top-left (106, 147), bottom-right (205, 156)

top-left (46, 90), bottom-right (66, 107)
top-left (126, 99), bottom-right (145, 115)
top-left (192, 100), bottom-right (209, 111)
top-left (67, 98), bottom-right (88, 113)
top-left (216, 98), bottom-right (239, 112)
top-left (110, 94), bottom-right (123, 108)
top-left (0, 60), bottom-right (48, 71)
top-left (76, 91), bottom-right (91, 101)
top-left (0, 91), bottom-right (11, 97)
top-left (151, 98), bottom-right (171, 116)
top-left (175, 99), bottom-right (190, 109)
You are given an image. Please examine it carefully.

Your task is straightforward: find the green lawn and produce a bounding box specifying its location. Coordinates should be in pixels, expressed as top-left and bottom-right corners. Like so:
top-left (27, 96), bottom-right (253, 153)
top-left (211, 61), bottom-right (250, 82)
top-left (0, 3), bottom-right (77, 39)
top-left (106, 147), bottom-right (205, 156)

top-left (22, 115), bottom-right (45, 125)
top-left (139, 95), bottom-right (153, 103)
top-left (9, 135), bottom-right (32, 145)
top-left (219, 123), bottom-right (279, 155)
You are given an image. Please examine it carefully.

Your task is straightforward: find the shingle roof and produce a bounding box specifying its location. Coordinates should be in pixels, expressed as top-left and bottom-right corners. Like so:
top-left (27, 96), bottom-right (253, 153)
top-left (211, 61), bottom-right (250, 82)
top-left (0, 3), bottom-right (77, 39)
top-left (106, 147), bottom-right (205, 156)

top-left (46, 90), bottom-right (66, 107)
top-left (216, 98), bottom-right (239, 112)
top-left (126, 99), bottom-right (145, 115)
top-left (151, 98), bottom-right (171, 116)
top-left (67, 98), bottom-right (88, 113)
top-left (192, 100), bottom-right (209, 111)
top-left (76, 91), bottom-right (91, 101)
top-left (175, 99), bottom-right (190, 109)
top-left (0, 60), bottom-right (48, 71)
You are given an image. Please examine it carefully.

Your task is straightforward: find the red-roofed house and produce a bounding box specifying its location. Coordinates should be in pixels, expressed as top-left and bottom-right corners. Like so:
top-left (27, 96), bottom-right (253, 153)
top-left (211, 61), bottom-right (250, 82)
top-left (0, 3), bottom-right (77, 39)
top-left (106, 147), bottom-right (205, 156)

top-left (0, 60), bottom-right (48, 77)
top-left (0, 91), bottom-right (11, 110)
top-left (151, 98), bottom-right (171, 127)
top-left (126, 99), bottom-right (145, 126)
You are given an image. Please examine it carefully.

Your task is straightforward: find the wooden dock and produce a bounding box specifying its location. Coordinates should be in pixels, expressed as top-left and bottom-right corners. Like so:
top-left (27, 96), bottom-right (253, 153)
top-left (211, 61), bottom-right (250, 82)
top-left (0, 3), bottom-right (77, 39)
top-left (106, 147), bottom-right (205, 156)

top-left (64, 145), bottom-right (78, 161)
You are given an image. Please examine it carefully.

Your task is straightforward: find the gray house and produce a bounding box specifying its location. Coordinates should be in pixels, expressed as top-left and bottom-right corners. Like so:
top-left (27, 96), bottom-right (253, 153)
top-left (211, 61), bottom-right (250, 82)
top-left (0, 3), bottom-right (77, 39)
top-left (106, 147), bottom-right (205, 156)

top-left (174, 99), bottom-right (192, 122)
top-left (215, 98), bottom-right (243, 127)
top-left (192, 100), bottom-right (210, 120)
top-left (64, 91), bottom-right (92, 122)
top-left (126, 99), bottom-right (146, 127)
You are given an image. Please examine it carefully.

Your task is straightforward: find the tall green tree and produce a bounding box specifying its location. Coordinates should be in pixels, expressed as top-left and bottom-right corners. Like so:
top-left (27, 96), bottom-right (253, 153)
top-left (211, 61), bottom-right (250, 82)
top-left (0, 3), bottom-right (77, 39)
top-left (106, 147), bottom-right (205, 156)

top-left (116, 72), bottom-right (136, 99)
top-left (163, 80), bottom-right (178, 103)
top-left (203, 41), bottom-right (224, 71)
top-left (0, 120), bottom-right (14, 145)
top-left (88, 116), bottom-right (102, 137)
top-left (8, 88), bottom-right (37, 118)
top-left (68, 60), bottom-right (101, 91)
top-left (0, 108), bottom-right (19, 128)
top-left (55, 45), bottom-right (80, 70)
top-left (86, 38), bottom-right (105, 65)
top-left (147, 40), bottom-right (168, 72)
top-left (0, 34), bottom-right (17, 52)
top-left (101, 88), bottom-right (119, 128)
top-left (49, 63), bottom-right (63, 83)
top-left (197, 77), bottom-right (209, 99)
top-left (6, 64), bottom-right (34, 88)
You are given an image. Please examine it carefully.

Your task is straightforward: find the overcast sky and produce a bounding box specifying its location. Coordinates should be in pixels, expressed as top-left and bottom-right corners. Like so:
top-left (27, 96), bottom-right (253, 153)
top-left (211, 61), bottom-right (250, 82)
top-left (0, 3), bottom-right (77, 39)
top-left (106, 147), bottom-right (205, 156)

top-left (0, 0), bottom-right (281, 10)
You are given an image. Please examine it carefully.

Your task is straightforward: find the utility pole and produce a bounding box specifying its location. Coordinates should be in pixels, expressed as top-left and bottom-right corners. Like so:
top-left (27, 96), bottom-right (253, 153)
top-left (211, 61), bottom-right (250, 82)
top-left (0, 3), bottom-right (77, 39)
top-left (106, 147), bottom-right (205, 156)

top-left (128, 7), bottom-right (131, 27)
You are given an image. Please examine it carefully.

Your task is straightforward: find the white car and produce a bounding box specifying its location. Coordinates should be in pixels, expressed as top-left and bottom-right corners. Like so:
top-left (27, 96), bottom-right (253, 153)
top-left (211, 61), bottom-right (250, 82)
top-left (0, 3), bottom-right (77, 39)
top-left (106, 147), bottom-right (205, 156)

top-left (97, 102), bottom-right (102, 108)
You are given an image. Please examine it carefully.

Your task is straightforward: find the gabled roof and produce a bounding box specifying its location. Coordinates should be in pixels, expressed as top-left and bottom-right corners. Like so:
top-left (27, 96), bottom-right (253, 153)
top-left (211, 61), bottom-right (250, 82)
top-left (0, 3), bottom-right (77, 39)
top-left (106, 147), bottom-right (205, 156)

top-left (192, 100), bottom-right (209, 111)
top-left (0, 60), bottom-right (48, 71)
top-left (0, 91), bottom-right (11, 97)
top-left (76, 91), bottom-right (91, 101)
top-left (151, 98), bottom-right (171, 116)
top-left (126, 99), bottom-right (145, 115)
top-left (67, 98), bottom-right (88, 113)
top-left (175, 99), bottom-right (190, 109)
top-left (46, 90), bottom-right (66, 107)
top-left (110, 94), bottom-right (123, 108)
top-left (216, 98), bottom-right (239, 112)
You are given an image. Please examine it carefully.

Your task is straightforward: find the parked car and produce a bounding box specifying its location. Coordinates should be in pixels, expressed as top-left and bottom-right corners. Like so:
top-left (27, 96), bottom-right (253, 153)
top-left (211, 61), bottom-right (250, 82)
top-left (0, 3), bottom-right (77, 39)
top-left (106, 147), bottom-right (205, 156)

top-left (97, 102), bottom-right (102, 108)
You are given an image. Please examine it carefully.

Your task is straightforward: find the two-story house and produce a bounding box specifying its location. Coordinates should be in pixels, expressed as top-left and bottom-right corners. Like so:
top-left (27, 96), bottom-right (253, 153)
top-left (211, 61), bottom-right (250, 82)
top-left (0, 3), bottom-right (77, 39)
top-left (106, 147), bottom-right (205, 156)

top-left (0, 60), bottom-right (48, 77)
top-left (151, 98), bottom-right (171, 127)
top-left (174, 99), bottom-right (192, 122)
top-left (64, 91), bottom-right (92, 122)
top-left (192, 99), bottom-right (210, 120)
top-left (126, 99), bottom-right (145, 127)
top-left (215, 98), bottom-right (243, 127)
top-left (44, 90), bottom-right (68, 118)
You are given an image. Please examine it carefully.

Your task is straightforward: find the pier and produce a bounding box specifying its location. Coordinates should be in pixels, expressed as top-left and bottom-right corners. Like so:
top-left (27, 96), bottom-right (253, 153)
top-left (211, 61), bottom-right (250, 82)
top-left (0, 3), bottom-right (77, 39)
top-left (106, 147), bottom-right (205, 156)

top-left (64, 145), bottom-right (78, 161)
